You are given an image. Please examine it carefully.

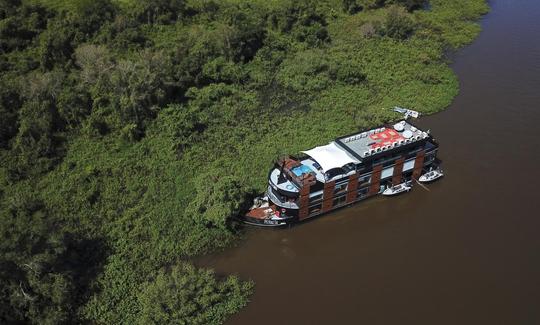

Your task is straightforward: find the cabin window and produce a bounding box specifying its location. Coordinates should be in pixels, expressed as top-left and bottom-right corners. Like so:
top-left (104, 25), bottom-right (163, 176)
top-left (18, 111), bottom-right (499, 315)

top-left (310, 181), bottom-right (324, 192)
top-left (286, 197), bottom-right (297, 204)
top-left (357, 187), bottom-right (369, 198)
top-left (342, 163), bottom-right (355, 174)
top-left (270, 187), bottom-right (287, 203)
top-left (309, 204), bottom-right (322, 215)
top-left (334, 183), bottom-right (347, 194)
top-left (325, 168), bottom-right (343, 181)
top-left (359, 175), bottom-right (370, 184)
top-left (333, 195), bottom-right (346, 207)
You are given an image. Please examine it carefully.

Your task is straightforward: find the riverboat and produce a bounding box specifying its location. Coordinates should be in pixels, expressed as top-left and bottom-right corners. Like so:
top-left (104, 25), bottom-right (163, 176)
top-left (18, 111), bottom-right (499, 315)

top-left (243, 120), bottom-right (441, 226)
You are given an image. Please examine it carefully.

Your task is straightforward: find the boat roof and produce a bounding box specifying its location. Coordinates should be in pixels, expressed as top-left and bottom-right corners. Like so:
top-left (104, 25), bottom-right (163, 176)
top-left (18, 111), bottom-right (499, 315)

top-left (301, 142), bottom-right (359, 173)
top-left (297, 120), bottom-right (431, 174)
top-left (335, 120), bottom-right (429, 161)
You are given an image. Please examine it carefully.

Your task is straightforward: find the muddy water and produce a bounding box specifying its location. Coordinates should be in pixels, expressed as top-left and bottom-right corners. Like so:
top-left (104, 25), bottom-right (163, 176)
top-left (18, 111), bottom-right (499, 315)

top-left (199, 1), bottom-right (540, 324)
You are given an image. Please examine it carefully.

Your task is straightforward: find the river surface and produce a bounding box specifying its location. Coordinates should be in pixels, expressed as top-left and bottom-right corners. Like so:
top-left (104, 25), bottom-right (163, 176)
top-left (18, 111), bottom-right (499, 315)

top-left (199, 1), bottom-right (540, 323)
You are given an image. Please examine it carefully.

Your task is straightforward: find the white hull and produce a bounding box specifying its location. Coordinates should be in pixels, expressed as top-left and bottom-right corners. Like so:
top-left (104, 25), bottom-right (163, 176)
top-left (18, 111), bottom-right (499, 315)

top-left (382, 183), bottom-right (412, 196)
top-left (419, 170), bottom-right (444, 183)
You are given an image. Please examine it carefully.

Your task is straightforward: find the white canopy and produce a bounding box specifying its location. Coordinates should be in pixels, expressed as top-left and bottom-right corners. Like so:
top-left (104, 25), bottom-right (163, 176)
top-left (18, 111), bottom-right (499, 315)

top-left (302, 142), bottom-right (359, 173)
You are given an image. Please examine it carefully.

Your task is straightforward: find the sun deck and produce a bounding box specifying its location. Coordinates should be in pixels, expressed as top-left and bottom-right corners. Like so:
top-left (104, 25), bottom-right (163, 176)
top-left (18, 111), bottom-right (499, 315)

top-left (336, 120), bottom-right (430, 161)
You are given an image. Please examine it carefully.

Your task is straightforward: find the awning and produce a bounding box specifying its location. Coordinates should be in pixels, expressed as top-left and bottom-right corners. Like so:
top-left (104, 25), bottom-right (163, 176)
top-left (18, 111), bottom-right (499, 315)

top-left (302, 142), bottom-right (359, 173)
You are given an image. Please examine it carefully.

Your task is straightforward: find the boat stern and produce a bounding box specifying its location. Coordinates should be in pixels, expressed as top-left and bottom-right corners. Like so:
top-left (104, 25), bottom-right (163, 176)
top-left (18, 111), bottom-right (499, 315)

top-left (242, 197), bottom-right (295, 227)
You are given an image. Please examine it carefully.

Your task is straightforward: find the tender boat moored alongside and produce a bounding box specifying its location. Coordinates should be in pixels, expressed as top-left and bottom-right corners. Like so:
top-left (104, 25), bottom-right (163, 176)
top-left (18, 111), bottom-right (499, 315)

top-left (382, 182), bottom-right (412, 196)
top-left (419, 169), bottom-right (444, 183)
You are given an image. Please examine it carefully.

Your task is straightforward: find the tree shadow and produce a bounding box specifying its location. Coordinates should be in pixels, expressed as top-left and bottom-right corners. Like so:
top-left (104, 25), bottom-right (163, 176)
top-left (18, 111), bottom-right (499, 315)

top-left (55, 233), bottom-right (109, 314)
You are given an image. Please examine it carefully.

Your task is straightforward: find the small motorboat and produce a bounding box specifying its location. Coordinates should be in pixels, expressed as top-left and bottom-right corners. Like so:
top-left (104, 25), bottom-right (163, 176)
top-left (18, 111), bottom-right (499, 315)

top-left (382, 182), bottom-right (412, 196)
top-left (419, 169), bottom-right (444, 183)
top-left (393, 106), bottom-right (420, 119)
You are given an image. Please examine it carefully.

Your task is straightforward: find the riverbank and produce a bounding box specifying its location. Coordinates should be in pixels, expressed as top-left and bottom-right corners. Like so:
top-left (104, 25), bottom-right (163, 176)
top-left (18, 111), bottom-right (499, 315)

top-left (0, 1), bottom-right (488, 323)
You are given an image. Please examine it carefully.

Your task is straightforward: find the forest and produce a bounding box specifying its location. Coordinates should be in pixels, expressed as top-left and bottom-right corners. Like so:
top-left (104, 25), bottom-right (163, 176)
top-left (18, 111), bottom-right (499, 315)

top-left (0, 0), bottom-right (488, 323)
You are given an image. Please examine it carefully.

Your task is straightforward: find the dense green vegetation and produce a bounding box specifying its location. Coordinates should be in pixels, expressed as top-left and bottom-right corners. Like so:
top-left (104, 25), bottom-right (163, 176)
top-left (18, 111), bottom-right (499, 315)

top-left (0, 0), bottom-right (488, 323)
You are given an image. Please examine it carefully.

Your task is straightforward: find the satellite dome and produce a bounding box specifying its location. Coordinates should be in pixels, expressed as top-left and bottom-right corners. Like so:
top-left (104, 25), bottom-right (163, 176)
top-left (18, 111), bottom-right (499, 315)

top-left (403, 130), bottom-right (413, 138)
top-left (393, 122), bottom-right (405, 132)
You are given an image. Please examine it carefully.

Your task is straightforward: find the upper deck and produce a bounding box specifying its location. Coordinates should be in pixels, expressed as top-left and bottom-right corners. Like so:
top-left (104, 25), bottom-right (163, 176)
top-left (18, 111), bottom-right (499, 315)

top-left (335, 120), bottom-right (430, 161)
top-left (268, 120), bottom-right (436, 196)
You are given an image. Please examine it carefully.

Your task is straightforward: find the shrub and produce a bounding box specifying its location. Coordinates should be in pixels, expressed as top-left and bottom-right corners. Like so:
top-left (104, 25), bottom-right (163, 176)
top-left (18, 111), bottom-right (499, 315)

top-left (138, 264), bottom-right (253, 325)
top-left (383, 5), bottom-right (415, 39)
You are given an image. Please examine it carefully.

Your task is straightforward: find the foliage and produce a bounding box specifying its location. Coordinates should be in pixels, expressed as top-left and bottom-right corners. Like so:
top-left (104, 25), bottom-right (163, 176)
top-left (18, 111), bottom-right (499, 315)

top-left (0, 192), bottom-right (106, 324)
top-left (0, 0), bottom-right (488, 323)
top-left (187, 173), bottom-right (248, 228)
top-left (138, 264), bottom-right (253, 325)
top-left (382, 5), bottom-right (415, 39)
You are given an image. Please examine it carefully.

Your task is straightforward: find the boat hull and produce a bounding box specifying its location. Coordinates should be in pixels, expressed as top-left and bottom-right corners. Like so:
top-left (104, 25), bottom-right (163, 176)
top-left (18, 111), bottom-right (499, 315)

top-left (243, 218), bottom-right (290, 227)
top-left (418, 177), bottom-right (442, 183)
top-left (418, 172), bottom-right (444, 183)
top-left (382, 188), bottom-right (411, 196)
top-left (242, 203), bottom-right (295, 227)
top-left (382, 182), bottom-right (412, 196)
top-left (242, 215), bottom-right (294, 227)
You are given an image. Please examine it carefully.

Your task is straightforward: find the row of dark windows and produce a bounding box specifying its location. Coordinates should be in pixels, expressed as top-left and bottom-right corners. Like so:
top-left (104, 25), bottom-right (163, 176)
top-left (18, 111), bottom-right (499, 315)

top-left (274, 150), bottom-right (438, 208)
top-left (304, 145), bottom-right (436, 192)
top-left (308, 187), bottom-right (372, 215)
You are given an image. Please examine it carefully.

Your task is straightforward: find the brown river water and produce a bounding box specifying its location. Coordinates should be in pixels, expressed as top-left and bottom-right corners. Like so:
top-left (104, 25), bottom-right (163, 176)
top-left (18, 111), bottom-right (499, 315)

top-left (198, 1), bottom-right (540, 323)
